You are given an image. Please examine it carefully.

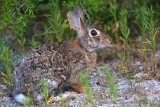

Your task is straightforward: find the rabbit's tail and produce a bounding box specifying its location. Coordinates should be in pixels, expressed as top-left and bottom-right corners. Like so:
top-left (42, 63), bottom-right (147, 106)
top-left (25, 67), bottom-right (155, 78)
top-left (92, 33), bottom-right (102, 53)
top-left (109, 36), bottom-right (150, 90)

top-left (14, 93), bottom-right (44, 104)
top-left (14, 93), bottom-right (26, 104)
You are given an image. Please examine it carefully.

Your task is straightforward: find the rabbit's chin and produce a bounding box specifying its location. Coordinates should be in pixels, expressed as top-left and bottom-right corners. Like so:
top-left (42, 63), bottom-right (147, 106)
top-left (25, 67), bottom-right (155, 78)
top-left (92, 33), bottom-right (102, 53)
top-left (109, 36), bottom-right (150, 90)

top-left (87, 44), bottom-right (112, 52)
top-left (99, 44), bottom-right (107, 48)
top-left (99, 44), bottom-right (112, 48)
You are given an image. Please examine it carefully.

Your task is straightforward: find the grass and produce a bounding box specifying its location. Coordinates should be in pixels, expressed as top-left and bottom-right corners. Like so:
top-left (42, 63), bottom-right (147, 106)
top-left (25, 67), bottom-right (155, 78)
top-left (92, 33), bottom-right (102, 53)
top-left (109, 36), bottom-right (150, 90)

top-left (117, 52), bottom-right (128, 74)
top-left (134, 7), bottom-right (148, 41)
top-left (109, 0), bottom-right (119, 39)
top-left (0, 36), bottom-right (14, 88)
top-left (0, 46), bottom-right (13, 86)
top-left (134, 7), bottom-right (151, 73)
top-left (24, 97), bottom-right (34, 107)
top-left (102, 67), bottom-right (117, 103)
top-left (29, 37), bottom-right (40, 48)
top-left (135, 7), bottom-right (158, 73)
top-left (0, 35), bottom-right (22, 88)
top-left (1, 0), bottom-right (35, 50)
top-left (149, 101), bottom-right (156, 107)
top-left (80, 72), bottom-right (93, 102)
top-left (118, 8), bottom-right (131, 76)
top-left (43, 0), bottom-right (68, 42)
top-left (40, 79), bottom-right (49, 104)
top-left (117, 6), bottom-right (158, 76)
top-left (147, 7), bottom-right (158, 73)
top-left (120, 9), bottom-right (130, 54)
top-left (140, 96), bottom-right (148, 107)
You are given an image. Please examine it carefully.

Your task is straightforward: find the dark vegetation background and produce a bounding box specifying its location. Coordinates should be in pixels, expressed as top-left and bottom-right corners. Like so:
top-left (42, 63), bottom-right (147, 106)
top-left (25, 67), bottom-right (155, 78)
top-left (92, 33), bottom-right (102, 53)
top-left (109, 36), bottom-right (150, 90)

top-left (0, 0), bottom-right (160, 91)
top-left (0, 0), bottom-right (160, 50)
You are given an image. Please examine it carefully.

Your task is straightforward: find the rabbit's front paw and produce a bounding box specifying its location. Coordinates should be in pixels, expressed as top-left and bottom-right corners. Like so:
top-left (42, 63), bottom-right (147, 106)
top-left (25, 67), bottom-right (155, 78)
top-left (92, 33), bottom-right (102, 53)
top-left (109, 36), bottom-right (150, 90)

top-left (47, 92), bottom-right (77, 104)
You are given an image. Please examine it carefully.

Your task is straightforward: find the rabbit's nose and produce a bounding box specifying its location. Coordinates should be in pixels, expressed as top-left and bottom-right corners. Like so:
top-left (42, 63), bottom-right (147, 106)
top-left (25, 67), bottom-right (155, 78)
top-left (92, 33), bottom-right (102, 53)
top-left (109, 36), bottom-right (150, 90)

top-left (107, 38), bottom-right (111, 44)
top-left (104, 36), bottom-right (112, 44)
top-left (102, 35), bottom-right (113, 47)
top-left (107, 36), bottom-right (112, 43)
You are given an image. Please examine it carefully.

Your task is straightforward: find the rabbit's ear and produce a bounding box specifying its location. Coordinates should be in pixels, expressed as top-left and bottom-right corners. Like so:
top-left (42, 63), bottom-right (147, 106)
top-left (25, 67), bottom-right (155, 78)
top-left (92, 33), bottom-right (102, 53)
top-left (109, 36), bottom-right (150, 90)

top-left (67, 11), bottom-right (82, 31)
top-left (74, 4), bottom-right (84, 23)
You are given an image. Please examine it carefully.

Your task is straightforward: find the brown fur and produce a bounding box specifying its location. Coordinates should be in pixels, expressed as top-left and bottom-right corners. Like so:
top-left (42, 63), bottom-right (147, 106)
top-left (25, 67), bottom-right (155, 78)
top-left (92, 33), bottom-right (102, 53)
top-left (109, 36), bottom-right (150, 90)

top-left (12, 4), bottom-right (111, 102)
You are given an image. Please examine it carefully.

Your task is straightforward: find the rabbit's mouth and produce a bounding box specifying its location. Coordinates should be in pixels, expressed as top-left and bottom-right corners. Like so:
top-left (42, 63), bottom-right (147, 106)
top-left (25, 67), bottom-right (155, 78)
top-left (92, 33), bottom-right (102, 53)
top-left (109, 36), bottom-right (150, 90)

top-left (99, 44), bottom-right (107, 48)
top-left (87, 44), bottom-right (112, 52)
top-left (83, 40), bottom-right (113, 52)
top-left (99, 43), bottom-right (112, 48)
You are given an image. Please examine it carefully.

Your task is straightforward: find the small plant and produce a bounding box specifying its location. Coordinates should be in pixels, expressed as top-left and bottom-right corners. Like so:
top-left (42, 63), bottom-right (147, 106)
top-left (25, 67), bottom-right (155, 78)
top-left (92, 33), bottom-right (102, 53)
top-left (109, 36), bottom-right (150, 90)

top-left (135, 7), bottom-right (158, 73)
top-left (109, 0), bottom-right (119, 39)
top-left (119, 9), bottom-right (130, 54)
top-left (138, 47), bottom-right (151, 73)
top-left (80, 72), bottom-right (93, 102)
top-left (146, 7), bottom-right (158, 72)
top-left (134, 7), bottom-right (151, 73)
top-left (141, 96), bottom-right (148, 106)
top-left (1, 0), bottom-right (35, 50)
top-left (63, 0), bottom-right (104, 23)
top-left (40, 79), bottom-right (49, 104)
top-left (29, 37), bottom-right (40, 48)
top-left (135, 8), bottom-right (149, 71)
top-left (24, 97), bottom-right (34, 107)
top-left (134, 7), bottom-right (148, 41)
top-left (1, 0), bottom-right (14, 29)
top-left (102, 67), bottom-right (117, 103)
top-left (149, 101), bottom-right (155, 107)
top-left (117, 52), bottom-right (128, 74)
top-left (43, 0), bottom-right (68, 42)
top-left (0, 46), bottom-right (13, 87)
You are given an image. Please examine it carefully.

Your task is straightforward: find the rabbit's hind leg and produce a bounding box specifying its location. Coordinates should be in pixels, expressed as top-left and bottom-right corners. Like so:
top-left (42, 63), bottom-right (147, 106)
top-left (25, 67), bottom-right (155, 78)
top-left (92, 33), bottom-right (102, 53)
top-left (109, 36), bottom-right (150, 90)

top-left (46, 81), bottom-right (86, 104)
top-left (70, 81), bottom-right (86, 93)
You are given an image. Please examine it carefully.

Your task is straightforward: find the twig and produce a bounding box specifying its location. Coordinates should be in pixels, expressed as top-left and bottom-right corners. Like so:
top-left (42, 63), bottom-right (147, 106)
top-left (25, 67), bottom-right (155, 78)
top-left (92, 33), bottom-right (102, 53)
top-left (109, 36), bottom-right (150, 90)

top-left (12, 3), bottom-right (25, 17)
top-left (78, 0), bottom-right (91, 24)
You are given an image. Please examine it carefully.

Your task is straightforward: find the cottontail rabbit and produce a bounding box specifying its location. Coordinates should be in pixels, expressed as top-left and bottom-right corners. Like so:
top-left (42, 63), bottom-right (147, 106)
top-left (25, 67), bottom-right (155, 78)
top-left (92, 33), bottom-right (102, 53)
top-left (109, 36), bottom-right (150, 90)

top-left (12, 4), bottom-right (111, 104)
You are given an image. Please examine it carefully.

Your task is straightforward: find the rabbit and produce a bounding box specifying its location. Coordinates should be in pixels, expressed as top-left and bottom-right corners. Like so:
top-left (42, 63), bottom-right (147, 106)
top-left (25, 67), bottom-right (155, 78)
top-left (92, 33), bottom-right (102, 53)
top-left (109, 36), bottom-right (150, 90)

top-left (12, 4), bottom-right (111, 104)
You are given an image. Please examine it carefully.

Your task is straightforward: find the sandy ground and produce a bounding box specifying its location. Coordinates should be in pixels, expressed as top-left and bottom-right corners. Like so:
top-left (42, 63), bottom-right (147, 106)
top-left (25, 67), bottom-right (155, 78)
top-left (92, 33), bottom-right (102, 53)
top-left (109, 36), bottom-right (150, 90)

top-left (0, 62), bottom-right (160, 107)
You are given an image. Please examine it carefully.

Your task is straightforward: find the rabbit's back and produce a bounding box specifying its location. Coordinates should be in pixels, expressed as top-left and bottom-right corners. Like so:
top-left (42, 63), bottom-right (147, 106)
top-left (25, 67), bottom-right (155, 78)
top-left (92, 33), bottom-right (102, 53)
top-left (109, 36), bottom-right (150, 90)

top-left (12, 39), bottom-right (96, 95)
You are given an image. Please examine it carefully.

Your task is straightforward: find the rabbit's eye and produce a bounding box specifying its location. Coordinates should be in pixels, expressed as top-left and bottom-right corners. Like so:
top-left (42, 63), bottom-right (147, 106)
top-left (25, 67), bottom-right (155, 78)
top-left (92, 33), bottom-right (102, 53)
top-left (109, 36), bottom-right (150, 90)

top-left (90, 29), bottom-right (98, 36)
